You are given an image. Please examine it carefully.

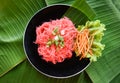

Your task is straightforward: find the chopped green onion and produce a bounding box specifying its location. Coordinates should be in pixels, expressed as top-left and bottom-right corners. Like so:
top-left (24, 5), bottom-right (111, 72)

top-left (55, 40), bottom-right (59, 46)
top-left (46, 40), bottom-right (52, 45)
top-left (54, 26), bottom-right (59, 33)
top-left (58, 35), bottom-right (64, 41)
top-left (47, 26), bottom-right (65, 48)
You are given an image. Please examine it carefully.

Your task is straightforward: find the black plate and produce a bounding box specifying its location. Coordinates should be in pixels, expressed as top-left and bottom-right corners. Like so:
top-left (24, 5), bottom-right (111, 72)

top-left (24, 4), bottom-right (90, 78)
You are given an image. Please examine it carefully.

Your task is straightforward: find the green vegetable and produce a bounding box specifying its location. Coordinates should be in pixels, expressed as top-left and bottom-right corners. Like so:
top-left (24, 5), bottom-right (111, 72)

top-left (47, 28), bottom-right (64, 48)
top-left (54, 40), bottom-right (59, 46)
top-left (58, 35), bottom-right (64, 41)
top-left (77, 20), bottom-right (106, 62)
top-left (52, 26), bottom-right (59, 35)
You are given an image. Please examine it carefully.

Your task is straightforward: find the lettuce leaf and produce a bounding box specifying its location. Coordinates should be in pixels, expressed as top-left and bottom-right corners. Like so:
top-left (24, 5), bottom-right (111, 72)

top-left (77, 20), bottom-right (106, 61)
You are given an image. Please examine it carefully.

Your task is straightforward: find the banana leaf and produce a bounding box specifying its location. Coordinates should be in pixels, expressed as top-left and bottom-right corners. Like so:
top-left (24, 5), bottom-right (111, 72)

top-left (0, 60), bottom-right (92, 83)
top-left (45, 0), bottom-right (74, 5)
top-left (0, 0), bottom-right (46, 77)
top-left (86, 0), bottom-right (120, 83)
top-left (46, 0), bottom-right (120, 82)
top-left (0, 0), bottom-right (95, 78)
top-left (0, 0), bottom-right (120, 83)
top-left (110, 73), bottom-right (120, 83)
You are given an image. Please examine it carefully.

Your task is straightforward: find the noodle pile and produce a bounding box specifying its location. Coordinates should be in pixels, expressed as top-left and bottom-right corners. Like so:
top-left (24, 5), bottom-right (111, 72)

top-left (35, 17), bottom-right (77, 64)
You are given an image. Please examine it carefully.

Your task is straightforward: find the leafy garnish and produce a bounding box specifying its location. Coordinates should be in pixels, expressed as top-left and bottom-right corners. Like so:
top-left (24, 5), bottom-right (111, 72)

top-left (74, 20), bottom-right (106, 62)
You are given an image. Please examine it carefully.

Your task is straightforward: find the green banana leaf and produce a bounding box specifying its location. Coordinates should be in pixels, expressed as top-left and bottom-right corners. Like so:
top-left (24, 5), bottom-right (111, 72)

top-left (0, 0), bottom-right (94, 78)
top-left (110, 73), bottom-right (120, 83)
top-left (86, 0), bottom-right (120, 83)
top-left (0, 60), bottom-right (92, 83)
top-left (0, 0), bottom-right (46, 77)
top-left (0, 0), bottom-right (120, 83)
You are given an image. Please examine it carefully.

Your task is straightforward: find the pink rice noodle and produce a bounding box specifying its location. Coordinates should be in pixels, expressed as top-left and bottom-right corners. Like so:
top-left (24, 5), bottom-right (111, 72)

top-left (35, 17), bottom-right (77, 64)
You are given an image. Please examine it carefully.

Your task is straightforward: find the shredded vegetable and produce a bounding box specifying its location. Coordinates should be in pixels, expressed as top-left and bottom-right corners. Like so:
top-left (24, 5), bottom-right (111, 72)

top-left (73, 20), bottom-right (106, 61)
top-left (73, 29), bottom-right (94, 60)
